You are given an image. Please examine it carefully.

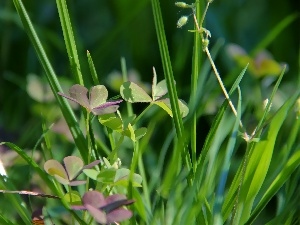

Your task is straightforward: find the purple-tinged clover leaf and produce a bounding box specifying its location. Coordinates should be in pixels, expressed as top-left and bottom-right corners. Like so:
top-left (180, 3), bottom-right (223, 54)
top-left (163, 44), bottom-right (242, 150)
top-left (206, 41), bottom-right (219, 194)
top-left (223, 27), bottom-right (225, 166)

top-left (58, 84), bottom-right (123, 115)
top-left (44, 156), bottom-right (100, 186)
top-left (72, 191), bottom-right (134, 224)
top-left (120, 67), bottom-right (189, 118)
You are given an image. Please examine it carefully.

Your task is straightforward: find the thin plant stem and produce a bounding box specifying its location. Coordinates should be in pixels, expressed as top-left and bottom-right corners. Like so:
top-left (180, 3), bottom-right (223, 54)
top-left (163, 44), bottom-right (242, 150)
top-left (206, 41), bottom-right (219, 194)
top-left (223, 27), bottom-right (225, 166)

top-left (192, 2), bottom-right (245, 131)
top-left (204, 47), bottom-right (244, 129)
top-left (132, 104), bottom-right (152, 125)
top-left (199, 1), bottom-right (211, 29)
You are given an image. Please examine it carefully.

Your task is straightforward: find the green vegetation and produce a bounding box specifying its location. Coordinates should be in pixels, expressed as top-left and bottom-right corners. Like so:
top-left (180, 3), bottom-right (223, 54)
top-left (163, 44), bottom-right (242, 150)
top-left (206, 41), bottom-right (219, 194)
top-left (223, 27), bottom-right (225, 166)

top-left (0, 0), bottom-right (299, 224)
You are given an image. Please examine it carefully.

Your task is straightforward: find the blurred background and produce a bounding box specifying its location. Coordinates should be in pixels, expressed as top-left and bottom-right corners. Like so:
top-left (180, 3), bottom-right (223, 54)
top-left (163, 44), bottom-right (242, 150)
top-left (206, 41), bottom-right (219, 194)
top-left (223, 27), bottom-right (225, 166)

top-left (0, 0), bottom-right (299, 223)
top-left (0, 0), bottom-right (299, 184)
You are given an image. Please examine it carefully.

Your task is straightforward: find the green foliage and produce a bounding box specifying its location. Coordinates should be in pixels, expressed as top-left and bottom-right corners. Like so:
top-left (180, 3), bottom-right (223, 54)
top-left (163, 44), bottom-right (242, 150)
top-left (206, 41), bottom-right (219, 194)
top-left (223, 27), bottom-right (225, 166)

top-left (0, 0), bottom-right (299, 224)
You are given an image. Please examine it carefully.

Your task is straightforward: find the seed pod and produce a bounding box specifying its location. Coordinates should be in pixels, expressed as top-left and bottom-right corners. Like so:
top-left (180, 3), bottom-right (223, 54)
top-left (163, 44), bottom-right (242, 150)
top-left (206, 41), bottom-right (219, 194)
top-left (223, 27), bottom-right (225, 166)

top-left (175, 2), bottom-right (193, 8)
top-left (202, 38), bottom-right (209, 50)
top-left (177, 16), bottom-right (189, 28)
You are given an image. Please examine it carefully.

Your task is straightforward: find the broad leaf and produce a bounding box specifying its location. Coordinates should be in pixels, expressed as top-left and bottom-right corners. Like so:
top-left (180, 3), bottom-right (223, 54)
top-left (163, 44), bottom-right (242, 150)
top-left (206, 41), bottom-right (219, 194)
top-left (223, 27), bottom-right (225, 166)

top-left (89, 85), bottom-right (108, 109)
top-left (64, 156), bottom-right (84, 180)
top-left (154, 98), bottom-right (189, 118)
top-left (120, 81), bottom-right (152, 103)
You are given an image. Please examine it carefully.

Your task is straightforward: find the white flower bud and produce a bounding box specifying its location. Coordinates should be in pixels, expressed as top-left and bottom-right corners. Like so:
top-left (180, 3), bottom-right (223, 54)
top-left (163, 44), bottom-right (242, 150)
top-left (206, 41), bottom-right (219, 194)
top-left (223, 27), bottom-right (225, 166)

top-left (177, 16), bottom-right (189, 28)
top-left (175, 2), bottom-right (193, 9)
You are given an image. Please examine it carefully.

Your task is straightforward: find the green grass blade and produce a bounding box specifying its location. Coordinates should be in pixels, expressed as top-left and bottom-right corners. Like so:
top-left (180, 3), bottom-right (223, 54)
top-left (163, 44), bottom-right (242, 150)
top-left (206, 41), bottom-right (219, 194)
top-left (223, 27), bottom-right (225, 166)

top-left (87, 50), bottom-right (100, 85)
top-left (251, 13), bottom-right (298, 55)
top-left (245, 149), bottom-right (300, 225)
top-left (1, 142), bottom-right (57, 193)
top-left (229, 64), bottom-right (248, 95)
top-left (151, 0), bottom-right (191, 170)
top-left (0, 176), bottom-right (31, 225)
top-left (0, 213), bottom-right (16, 225)
top-left (0, 142), bottom-right (87, 225)
top-left (12, 0), bottom-right (88, 163)
top-left (213, 86), bottom-right (242, 224)
top-left (190, 0), bottom-right (205, 172)
top-left (223, 90), bottom-right (300, 224)
top-left (55, 0), bottom-right (84, 85)
top-left (254, 66), bottom-right (286, 138)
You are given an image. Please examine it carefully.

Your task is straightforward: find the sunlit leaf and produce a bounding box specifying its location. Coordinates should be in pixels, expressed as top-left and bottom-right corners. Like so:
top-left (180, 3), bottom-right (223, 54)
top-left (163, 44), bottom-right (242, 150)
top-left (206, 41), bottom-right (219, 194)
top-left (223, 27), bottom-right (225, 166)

top-left (64, 156), bottom-right (84, 180)
top-left (153, 79), bottom-right (168, 100)
top-left (63, 191), bottom-right (82, 206)
top-left (99, 114), bottom-right (123, 131)
top-left (68, 84), bottom-right (89, 108)
top-left (92, 102), bottom-right (121, 116)
top-left (120, 81), bottom-right (152, 103)
top-left (83, 169), bottom-right (99, 180)
top-left (114, 168), bottom-right (143, 187)
top-left (44, 160), bottom-right (68, 180)
top-left (59, 84), bottom-right (122, 115)
top-left (89, 85), bottom-right (108, 109)
top-left (44, 156), bottom-right (100, 186)
top-left (134, 127), bottom-right (147, 140)
top-left (97, 169), bottom-right (116, 183)
top-left (152, 65), bottom-right (168, 101)
top-left (153, 98), bottom-right (189, 118)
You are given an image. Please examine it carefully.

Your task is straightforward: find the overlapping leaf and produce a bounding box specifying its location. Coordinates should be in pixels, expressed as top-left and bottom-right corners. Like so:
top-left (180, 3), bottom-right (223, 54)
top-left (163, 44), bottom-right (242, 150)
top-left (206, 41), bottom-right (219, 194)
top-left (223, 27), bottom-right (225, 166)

top-left (120, 67), bottom-right (189, 117)
top-left (72, 191), bottom-right (134, 224)
top-left (44, 156), bottom-right (100, 186)
top-left (58, 84), bottom-right (122, 115)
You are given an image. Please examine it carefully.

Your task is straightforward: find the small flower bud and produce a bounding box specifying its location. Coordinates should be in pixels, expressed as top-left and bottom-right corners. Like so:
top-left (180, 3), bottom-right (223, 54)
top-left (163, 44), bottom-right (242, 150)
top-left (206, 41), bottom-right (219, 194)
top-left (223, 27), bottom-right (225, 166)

top-left (175, 2), bottom-right (193, 9)
top-left (202, 38), bottom-right (209, 50)
top-left (177, 16), bottom-right (189, 28)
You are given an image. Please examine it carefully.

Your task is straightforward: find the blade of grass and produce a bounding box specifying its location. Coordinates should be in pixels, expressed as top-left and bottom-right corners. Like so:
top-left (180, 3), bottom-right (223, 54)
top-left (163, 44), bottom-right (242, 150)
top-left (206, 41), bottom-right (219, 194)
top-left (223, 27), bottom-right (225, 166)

top-left (253, 65), bottom-right (286, 139)
top-left (250, 13), bottom-right (299, 56)
top-left (245, 149), bottom-right (300, 225)
top-left (0, 142), bottom-right (87, 225)
top-left (12, 0), bottom-right (88, 163)
top-left (1, 142), bottom-right (57, 192)
top-left (0, 213), bottom-right (15, 225)
top-left (55, 0), bottom-right (84, 85)
top-left (0, 176), bottom-right (31, 225)
top-left (151, 0), bottom-right (184, 138)
top-left (190, 0), bottom-right (205, 173)
top-left (87, 50), bottom-right (100, 85)
top-left (213, 86), bottom-right (242, 225)
top-left (197, 65), bottom-right (247, 171)
top-left (151, 0), bottom-right (191, 179)
top-left (223, 90), bottom-right (300, 224)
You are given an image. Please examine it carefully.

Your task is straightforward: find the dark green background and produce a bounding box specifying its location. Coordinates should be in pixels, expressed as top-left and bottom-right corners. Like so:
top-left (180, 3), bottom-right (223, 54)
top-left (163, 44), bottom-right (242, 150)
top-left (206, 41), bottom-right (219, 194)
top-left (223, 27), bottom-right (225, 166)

top-left (0, 0), bottom-right (299, 145)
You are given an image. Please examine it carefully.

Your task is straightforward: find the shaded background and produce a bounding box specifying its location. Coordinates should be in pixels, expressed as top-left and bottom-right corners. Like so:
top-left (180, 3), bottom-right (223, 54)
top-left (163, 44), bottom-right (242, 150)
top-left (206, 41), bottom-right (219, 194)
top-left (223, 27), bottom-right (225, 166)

top-left (0, 0), bottom-right (299, 160)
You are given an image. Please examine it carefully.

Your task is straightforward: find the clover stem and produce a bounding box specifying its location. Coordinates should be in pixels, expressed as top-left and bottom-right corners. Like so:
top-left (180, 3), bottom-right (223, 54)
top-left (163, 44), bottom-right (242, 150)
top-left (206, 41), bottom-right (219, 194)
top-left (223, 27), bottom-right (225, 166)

top-left (132, 104), bottom-right (152, 125)
top-left (86, 112), bottom-right (92, 163)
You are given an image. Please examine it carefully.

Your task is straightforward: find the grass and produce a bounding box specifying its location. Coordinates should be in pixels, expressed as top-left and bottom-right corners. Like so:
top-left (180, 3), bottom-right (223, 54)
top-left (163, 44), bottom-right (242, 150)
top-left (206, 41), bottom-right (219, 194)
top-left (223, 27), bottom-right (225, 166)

top-left (0, 0), bottom-right (299, 224)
